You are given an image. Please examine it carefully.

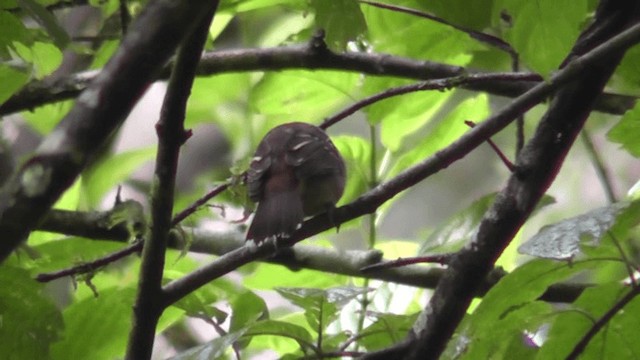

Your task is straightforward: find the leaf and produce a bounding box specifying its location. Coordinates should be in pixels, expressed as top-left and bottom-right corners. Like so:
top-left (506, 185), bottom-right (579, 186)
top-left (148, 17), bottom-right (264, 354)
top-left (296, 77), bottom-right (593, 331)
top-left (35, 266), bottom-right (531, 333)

top-left (418, 193), bottom-right (496, 255)
top-left (0, 266), bottom-right (63, 359)
top-left (276, 287), bottom-right (369, 334)
top-left (81, 147), bottom-right (156, 207)
top-left (51, 287), bottom-right (136, 360)
top-left (0, 64), bottom-right (29, 104)
top-left (244, 319), bottom-right (315, 351)
top-left (358, 312), bottom-right (418, 351)
top-left (454, 259), bottom-right (599, 359)
top-left (537, 283), bottom-right (632, 360)
top-left (493, 0), bottom-right (589, 76)
top-left (607, 101), bottom-right (640, 157)
top-left (385, 93), bottom-right (489, 173)
top-left (332, 135), bottom-right (372, 206)
top-left (250, 70), bottom-right (357, 123)
top-left (243, 263), bottom-right (349, 290)
top-left (518, 202), bottom-right (629, 260)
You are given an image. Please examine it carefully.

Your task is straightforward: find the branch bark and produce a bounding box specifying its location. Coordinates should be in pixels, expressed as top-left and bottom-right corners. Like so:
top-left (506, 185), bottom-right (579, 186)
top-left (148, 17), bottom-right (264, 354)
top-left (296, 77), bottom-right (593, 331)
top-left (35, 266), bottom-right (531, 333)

top-left (1, 43), bottom-right (635, 117)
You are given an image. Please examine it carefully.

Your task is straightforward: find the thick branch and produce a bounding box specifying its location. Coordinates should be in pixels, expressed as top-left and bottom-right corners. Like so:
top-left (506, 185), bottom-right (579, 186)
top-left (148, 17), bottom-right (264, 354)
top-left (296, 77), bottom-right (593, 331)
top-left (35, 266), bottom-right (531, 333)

top-left (400, 5), bottom-right (640, 360)
top-left (0, 0), bottom-right (219, 263)
top-left (1, 44), bottom-right (635, 117)
top-left (36, 211), bottom-right (587, 303)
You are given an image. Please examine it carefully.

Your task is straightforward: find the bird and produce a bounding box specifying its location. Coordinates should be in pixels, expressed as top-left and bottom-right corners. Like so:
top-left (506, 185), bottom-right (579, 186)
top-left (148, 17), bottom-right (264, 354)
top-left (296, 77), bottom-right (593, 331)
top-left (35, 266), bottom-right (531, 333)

top-left (245, 122), bottom-right (346, 244)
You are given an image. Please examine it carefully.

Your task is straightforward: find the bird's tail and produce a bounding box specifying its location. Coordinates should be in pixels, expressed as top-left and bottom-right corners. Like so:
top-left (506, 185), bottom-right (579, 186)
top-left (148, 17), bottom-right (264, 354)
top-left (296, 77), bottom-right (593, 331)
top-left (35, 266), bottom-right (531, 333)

top-left (246, 190), bottom-right (304, 244)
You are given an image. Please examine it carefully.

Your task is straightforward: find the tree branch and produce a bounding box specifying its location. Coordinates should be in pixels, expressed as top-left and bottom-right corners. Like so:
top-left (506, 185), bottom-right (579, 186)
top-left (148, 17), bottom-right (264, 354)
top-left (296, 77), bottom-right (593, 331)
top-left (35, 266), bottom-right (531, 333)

top-left (35, 210), bottom-right (589, 304)
top-left (157, 18), bottom-right (640, 307)
top-left (2, 42), bottom-right (635, 117)
top-left (125, 2), bottom-right (219, 358)
top-left (0, 0), bottom-right (220, 263)
top-left (395, 4), bottom-right (640, 359)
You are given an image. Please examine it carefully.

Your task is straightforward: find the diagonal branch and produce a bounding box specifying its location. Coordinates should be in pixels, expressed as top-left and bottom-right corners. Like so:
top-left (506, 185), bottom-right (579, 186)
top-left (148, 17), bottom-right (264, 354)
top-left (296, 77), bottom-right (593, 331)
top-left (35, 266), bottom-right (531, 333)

top-left (397, 4), bottom-right (640, 360)
top-left (0, 0), bottom-right (219, 263)
top-left (159, 19), bottom-right (640, 307)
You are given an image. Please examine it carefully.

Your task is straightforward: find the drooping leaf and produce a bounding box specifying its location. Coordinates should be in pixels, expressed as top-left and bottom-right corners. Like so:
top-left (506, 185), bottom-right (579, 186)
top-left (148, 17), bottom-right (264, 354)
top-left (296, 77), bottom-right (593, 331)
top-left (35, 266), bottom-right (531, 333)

top-left (519, 202), bottom-right (629, 260)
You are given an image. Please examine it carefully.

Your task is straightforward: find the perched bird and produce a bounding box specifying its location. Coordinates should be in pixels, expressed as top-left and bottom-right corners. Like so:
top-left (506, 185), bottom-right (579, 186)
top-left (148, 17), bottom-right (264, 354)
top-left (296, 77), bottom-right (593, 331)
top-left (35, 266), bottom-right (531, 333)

top-left (246, 122), bottom-right (346, 243)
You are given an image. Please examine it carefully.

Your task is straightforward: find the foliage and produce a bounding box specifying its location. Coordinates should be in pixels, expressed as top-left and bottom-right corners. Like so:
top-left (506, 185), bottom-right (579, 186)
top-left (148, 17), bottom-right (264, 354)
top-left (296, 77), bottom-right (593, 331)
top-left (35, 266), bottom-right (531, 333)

top-left (1, 0), bottom-right (640, 359)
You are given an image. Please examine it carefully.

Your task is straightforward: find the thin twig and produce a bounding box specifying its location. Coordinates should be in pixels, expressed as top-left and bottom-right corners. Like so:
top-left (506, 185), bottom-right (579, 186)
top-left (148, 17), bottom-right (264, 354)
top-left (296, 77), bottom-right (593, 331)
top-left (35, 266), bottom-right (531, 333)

top-left (35, 239), bottom-right (142, 282)
top-left (465, 120), bottom-right (515, 172)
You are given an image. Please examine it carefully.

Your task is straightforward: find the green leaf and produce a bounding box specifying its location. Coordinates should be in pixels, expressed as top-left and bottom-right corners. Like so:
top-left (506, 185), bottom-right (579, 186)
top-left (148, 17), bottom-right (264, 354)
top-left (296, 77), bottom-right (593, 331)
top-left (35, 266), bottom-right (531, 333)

top-left (244, 319), bottom-right (315, 351)
top-left (386, 93), bottom-right (490, 177)
top-left (0, 266), bottom-right (63, 359)
top-left (22, 100), bottom-right (74, 135)
top-left (0, 11), bottom-right (33, 55)
top-left (332, 135), bottom-right (371, 206)
top-left (309, 0), bottom-right (367, 50)
top-left (456, 259), bottom-right (599, 359)
top-left (81, 147), bottom-right (156, 208)
top-left (0, 64), bottom-right (29, 104)
top-left (457, 301), bottom-right (551, 360)
top-left (51, 287), bottom-right (136, 360)
top-left (276, 287), bottom-right (368, 334)
top-left (493, 0), bottom-right (589, 76)
top-left (30, 237), bottom-right (127, 274)
top-left (358, 312), bottom-right (418, 351)
top-left (230, 290), bottom-right (268, 333)
top-left (13, 41), bottom-right (63, 79)
top-left (418, 193), bottom-right (496, 255)
top-left (250, 70), bottom-right (357, 123)
top-left (607, 101), bottom-right (640, 157)
top-left (518, 202), bottom-right (629, 260)
top-left (537, 283), bottom-right (631, 360)
top-left (243, 263), bottom-right (349, 290)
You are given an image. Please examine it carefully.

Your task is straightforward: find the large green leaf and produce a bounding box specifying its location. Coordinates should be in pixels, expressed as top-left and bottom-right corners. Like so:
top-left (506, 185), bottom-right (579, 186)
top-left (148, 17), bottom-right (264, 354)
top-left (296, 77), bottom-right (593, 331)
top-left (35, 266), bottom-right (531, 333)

top-left (250, 70), bottom-right (358, 123)
top-left (454, 259), bottom-right (599, 358)
top-left (0, 64), bottom-right (29, 104)
top-left (0, 266), bottom-right (63, 360)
